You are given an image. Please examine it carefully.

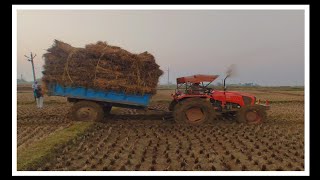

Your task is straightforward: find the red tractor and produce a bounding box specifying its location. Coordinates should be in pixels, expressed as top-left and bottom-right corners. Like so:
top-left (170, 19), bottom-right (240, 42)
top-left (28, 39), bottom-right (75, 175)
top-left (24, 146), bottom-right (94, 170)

top-left (169, 74), bottom-right (270, 125)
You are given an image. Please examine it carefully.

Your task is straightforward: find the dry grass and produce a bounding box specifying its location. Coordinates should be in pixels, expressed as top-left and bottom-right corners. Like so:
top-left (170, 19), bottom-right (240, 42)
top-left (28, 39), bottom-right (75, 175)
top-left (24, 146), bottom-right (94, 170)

top-left (42, 40), bottom-right (163, 94)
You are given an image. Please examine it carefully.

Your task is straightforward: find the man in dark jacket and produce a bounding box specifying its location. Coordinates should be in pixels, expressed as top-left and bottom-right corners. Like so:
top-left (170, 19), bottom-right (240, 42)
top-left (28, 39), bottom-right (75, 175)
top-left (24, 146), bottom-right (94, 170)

top-left (34, 85), bottom-right (44, 108)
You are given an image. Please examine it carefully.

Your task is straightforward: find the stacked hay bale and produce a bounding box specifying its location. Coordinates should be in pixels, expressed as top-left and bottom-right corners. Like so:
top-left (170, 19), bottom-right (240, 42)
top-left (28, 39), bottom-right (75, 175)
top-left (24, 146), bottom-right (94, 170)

top-left (42, 40), bottom-right (163, 95)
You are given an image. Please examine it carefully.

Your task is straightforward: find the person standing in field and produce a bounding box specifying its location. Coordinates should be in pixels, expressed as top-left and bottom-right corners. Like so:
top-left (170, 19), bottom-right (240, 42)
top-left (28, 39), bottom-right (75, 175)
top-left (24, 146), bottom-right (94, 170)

top-left (32, 81), bottom-right (38, 90)
top-left (32, 81), bottom-right (39, 102)
top-left (34, 85), bottom-right (44, 108)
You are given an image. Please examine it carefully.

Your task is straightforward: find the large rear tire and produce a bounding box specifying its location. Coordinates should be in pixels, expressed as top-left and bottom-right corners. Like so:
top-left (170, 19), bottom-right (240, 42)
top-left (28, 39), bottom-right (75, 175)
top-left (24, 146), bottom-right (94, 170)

top-left (173, 98), bottom-right (215, 125)
top-left (71, 101), bottom-right (104, 122)
top-left (237, 105), bottom-right (267, 124)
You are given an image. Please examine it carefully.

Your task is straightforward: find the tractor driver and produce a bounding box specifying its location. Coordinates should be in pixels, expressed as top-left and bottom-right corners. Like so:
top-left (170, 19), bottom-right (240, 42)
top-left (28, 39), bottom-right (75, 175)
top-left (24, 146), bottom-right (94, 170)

top-left (191, 82), bottom-right (202, 94)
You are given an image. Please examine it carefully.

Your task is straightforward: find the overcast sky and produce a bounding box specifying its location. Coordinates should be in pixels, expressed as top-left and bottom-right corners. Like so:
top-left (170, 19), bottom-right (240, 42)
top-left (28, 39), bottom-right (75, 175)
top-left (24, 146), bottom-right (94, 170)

top-left (17, 10), bottom-right (304, 86)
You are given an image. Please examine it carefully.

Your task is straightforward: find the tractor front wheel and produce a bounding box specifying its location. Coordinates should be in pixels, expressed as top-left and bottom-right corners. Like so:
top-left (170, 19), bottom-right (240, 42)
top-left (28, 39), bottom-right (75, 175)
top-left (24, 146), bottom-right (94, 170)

top-left (237, 105), bottom-right (267, 124)
top-left (173, 98), bottom-right (215, 125)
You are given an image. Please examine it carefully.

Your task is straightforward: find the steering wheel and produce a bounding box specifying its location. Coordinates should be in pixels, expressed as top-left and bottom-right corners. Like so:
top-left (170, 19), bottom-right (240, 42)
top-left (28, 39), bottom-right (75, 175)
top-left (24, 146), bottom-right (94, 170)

top-left (205, 88), bottom-right (213, 94)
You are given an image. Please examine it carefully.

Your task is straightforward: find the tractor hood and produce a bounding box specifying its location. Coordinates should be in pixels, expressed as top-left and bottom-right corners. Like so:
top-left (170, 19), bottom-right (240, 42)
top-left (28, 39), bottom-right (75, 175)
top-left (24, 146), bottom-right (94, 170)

top-left (226, 91), bottom-right (255, 98)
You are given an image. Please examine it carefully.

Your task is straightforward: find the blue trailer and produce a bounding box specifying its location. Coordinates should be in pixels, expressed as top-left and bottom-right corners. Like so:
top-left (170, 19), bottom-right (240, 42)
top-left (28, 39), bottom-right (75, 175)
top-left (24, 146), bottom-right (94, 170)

top-left (47, 83), bottom-right (153, 121)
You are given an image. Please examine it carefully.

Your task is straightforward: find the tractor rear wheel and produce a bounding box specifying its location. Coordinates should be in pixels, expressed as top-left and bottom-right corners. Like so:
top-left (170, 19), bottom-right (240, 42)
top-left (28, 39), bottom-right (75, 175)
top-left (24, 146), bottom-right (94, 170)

top-left (71, 101), bottom-right (104, 122)
top-left (173, 98), bottom-right (215, 125)
top-left (237, 105), bottom-right (267, 124)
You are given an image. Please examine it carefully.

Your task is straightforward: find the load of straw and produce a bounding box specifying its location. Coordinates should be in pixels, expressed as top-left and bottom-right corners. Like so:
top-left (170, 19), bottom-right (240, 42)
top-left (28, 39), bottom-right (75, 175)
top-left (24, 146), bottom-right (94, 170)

top-left (42, 40), bottom-right (163, 94)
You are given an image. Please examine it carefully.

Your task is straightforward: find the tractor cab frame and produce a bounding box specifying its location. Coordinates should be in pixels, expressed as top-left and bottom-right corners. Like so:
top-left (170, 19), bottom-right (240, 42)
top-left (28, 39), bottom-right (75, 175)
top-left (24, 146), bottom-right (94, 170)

top-left (173, 74), bottom-right (219, 100)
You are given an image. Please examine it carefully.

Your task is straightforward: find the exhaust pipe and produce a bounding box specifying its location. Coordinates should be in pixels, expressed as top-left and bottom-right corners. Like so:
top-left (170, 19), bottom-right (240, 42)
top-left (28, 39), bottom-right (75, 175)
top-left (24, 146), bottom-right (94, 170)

top-left (223, 75), bottom-right (230, 92)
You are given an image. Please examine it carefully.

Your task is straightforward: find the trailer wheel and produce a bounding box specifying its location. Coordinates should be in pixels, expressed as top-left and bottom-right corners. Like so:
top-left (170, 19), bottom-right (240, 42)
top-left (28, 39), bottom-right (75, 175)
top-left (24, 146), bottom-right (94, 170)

top-left (103, 105), bottom-right (112, 114)
top-left (173, 98), bottom-right (215, 125)
top-left (237, 105), bottom-right (267, 124)
top-left (71, 101), bottom-right (104, 122)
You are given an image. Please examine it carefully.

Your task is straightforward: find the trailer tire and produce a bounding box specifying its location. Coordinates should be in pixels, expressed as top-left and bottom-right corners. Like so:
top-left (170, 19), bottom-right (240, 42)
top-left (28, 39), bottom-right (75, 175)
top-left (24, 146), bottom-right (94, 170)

top-left (103, 105), bottom-right (112, 115)
top-left (71, 101), bottom-right (104, 122)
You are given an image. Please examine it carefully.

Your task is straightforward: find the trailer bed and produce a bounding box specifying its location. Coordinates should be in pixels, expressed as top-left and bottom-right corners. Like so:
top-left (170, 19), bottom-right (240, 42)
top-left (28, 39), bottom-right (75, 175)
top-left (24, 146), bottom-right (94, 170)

top-left (47, 84), bottom-right (152, 107)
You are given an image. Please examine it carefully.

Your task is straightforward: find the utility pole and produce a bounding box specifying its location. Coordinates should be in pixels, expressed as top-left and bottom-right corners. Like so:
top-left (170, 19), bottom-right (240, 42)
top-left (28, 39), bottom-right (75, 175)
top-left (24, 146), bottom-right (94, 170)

top-left (21, 74), bottom-right (23, 81)
top-left (24, 52), bottom-right (37, 82)
top-left (167, 66), bottom-right (170, 86)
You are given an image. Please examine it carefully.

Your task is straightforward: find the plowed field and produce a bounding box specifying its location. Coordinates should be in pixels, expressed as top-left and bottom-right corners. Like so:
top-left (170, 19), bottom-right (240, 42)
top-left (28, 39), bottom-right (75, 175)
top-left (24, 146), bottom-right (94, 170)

top-left (16, 87), bottom-right (304, 171)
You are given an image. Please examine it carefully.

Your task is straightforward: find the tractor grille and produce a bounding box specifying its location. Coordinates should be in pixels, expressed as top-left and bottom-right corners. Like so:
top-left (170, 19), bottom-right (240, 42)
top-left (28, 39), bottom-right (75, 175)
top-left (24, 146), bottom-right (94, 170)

top-left (242, 96), bottom-right (252, 105)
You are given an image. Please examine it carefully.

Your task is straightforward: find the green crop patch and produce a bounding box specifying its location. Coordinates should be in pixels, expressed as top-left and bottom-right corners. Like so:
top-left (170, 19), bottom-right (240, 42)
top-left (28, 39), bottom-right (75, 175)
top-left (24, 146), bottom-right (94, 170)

top-left (17, 121), bottom-right (93, 171)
